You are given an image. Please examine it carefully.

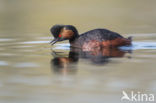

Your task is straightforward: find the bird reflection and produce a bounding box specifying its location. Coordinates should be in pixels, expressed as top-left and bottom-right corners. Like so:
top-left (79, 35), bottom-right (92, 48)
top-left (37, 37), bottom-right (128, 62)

top-left (51, 50), bottom-right (79, 75)
top-left (50, 47), bottom-right (131, 74)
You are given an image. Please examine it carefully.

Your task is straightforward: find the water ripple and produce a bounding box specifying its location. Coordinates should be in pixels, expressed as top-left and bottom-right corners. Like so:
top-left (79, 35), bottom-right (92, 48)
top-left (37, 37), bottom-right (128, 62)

top-left (0, 61), bottom-right (8, 66)
top-left (21, 41), bottom-right (49, 44)
top-left (52, 42), bottom-right (156, 51)
top-left (0, 38), bottom-right (14, 42)
top-left (120, 41), bottom-right (156, 50)
top-left (14, 62), bottom-right (39, 68)
top-left (53, 44), bottom-right (70, 50)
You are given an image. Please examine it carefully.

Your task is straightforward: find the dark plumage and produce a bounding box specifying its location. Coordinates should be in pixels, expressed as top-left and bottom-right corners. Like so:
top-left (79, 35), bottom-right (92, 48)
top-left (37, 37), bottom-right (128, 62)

top-left (50, 25), bottom-right (132, 50)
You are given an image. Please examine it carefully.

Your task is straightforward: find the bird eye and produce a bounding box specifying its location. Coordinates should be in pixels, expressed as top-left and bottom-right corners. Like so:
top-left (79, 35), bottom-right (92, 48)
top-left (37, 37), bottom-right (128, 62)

top-left (58, 34), bottom-right (62, 38)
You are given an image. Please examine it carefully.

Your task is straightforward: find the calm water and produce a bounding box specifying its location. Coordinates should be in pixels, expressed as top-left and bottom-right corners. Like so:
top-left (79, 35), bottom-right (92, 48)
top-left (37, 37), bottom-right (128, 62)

top-left (0, 0), bottom-right (156, 103)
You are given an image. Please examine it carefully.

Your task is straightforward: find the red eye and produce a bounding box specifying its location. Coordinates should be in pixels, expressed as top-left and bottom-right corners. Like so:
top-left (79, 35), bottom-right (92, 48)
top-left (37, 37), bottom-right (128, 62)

top-left (58, 34), bottom-right (62, 38)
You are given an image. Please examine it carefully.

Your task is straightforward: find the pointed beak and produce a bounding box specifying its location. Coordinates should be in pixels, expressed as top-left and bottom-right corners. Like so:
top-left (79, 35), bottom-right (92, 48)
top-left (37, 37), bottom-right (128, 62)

top-left (50, 38), bottom-right (60, 45)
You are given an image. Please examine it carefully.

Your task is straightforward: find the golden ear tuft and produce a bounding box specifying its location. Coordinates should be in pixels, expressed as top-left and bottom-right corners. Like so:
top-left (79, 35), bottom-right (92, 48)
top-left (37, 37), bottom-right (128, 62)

top-left (60, 28), bottom-right (74, 39)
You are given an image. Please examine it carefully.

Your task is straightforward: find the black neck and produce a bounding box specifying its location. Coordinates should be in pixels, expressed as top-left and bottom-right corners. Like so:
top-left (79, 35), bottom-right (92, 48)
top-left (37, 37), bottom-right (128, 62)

top-left (69, 33), bottom-right (79, 43)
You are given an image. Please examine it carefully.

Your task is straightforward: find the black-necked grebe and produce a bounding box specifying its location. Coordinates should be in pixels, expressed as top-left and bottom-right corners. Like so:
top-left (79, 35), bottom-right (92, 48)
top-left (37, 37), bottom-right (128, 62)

top-left (50, 25), bottom-right (132, 50)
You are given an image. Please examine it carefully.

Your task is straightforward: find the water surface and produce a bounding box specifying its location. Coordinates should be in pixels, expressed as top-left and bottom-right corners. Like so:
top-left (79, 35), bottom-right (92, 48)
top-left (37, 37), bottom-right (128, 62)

top-left (0, 0), bottom-right (156, 103)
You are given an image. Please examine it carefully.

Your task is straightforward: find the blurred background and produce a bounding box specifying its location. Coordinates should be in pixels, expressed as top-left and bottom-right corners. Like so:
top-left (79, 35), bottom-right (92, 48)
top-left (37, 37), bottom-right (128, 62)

top-left (0, 0), bottom-right (156, 103)
top-left (0, 0), bottom-right (156, 37)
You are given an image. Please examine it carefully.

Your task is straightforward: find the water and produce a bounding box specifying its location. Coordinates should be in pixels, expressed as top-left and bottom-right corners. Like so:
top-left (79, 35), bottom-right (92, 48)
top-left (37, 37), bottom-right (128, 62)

top-left (0, 0), bottom-right (156, 103)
